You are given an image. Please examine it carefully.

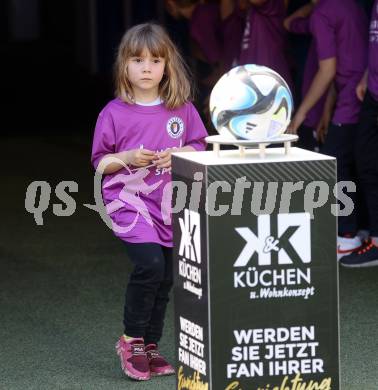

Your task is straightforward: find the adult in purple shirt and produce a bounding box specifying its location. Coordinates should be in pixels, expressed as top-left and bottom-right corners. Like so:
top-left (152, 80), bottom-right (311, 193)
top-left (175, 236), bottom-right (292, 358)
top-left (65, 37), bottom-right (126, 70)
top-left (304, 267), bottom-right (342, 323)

top-left (289, 0), bottom-right (368, 131)
top-left (341, 0), bottom-right (378, 267)
top-left (238, 0), bottom-right (293, 89)
top-left (356, 0), bottom-right (378, 102)
top-left (288, 0), bottom-right (368, 255)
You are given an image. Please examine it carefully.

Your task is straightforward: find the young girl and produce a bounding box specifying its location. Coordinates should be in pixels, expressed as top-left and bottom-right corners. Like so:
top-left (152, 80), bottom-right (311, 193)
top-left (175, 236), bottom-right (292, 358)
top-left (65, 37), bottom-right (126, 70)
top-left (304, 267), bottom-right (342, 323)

top-left (91, 23), bottom-right (208, 381)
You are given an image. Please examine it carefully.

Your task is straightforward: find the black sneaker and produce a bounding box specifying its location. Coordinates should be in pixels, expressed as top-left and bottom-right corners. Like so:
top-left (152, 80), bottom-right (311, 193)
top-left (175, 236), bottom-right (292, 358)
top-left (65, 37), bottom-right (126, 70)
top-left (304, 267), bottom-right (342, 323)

top-left (340, 239), bottom-right (378, 268)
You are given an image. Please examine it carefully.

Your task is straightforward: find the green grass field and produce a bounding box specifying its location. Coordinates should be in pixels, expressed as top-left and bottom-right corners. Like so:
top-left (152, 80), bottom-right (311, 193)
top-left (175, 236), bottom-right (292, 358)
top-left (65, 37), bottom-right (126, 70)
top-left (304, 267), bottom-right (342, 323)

top-left (0, 136), bottom-right (377, 390)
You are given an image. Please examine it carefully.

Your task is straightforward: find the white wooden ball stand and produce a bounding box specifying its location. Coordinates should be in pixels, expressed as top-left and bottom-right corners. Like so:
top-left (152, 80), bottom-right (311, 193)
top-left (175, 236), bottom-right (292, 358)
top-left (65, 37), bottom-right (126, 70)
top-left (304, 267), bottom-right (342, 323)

top-left (205, 134), bottom-right (299, 159)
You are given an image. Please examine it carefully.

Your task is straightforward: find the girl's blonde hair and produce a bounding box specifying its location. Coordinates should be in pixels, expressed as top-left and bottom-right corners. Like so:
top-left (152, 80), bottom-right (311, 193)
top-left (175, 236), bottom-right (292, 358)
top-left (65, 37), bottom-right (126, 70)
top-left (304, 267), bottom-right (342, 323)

top-left (115, 23), bottom-right (193, 109)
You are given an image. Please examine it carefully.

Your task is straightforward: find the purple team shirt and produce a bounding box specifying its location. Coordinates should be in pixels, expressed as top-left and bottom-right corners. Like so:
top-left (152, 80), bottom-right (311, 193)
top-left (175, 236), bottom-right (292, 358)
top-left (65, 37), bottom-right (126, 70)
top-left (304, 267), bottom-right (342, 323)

top-left (289, 17), bottom-right (326, 129)
top-left (239, 0), bottom-right (292, 88)
top-left (310, 0), bottom-right (368, 124)
top-left (221, 4), bottom-right (245, 70)
top-left (91, 99), bottom-right (208, 247)
top-left (368, 0), bottom-right (378, 100)
top-left (190, 3), bottom-right (222, 64)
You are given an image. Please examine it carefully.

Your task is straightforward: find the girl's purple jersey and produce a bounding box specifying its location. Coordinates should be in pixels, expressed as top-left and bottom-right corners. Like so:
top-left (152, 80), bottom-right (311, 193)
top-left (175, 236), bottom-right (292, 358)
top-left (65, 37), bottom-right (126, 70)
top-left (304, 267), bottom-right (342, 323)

top-left (91, 100), bottom-right (208, 247)
top-left (310, 0), bottom-right (368, 124)
top-left (368, 0), bottom-right (378, 100)
top-left (239, 0), bottom-right (292, 88)
top-left (190, 3), bottom-right (222, 64)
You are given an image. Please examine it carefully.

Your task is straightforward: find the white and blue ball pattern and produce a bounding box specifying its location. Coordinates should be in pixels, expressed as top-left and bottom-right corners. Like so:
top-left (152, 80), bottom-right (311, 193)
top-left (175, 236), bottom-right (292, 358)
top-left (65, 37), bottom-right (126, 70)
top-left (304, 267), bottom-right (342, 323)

top-left (209, 64), bottom-right (293, 141)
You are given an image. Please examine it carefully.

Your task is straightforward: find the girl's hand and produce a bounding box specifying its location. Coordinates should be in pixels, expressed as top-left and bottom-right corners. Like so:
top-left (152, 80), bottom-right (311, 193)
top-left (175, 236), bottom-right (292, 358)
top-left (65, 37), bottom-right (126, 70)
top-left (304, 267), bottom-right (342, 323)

top-left (124, 149), bottom-right (156, 167)
top-left (154, 149), bottom-right (173, 169)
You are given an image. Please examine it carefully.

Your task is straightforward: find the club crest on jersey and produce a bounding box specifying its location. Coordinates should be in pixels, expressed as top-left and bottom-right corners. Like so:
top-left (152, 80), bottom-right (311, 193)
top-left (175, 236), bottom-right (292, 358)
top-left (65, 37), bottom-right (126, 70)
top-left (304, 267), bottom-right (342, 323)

top-left (166, 116), bottom-right (184, 139)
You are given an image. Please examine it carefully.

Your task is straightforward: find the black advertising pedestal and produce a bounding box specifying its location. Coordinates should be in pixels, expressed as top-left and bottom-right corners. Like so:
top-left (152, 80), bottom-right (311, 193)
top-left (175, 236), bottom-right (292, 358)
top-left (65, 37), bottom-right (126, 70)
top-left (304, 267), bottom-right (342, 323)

top-left (172, 147), bottom-right (339, 390)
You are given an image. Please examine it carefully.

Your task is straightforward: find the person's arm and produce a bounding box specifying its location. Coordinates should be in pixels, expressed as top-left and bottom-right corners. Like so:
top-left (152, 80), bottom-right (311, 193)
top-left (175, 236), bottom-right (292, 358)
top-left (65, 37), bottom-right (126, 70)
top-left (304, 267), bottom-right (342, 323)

top-left (356, 69), bottom-right (368, 102)
top-left (284, 3), bottom-right (314, 32)
top-left (165, 0), bottom-right (180, 19)
top-left (316, 83), bottom-right (336, 143)
top-left (220, 0), bottom-right (235, 20)
top-left (97, 149), bottom-right (157, 174)
top-left (284, 16), bottom-right (310, 34)
top-left (288, 57), bottom-right (336, 133)
top-left (249, 0), bottom-right (268, 7)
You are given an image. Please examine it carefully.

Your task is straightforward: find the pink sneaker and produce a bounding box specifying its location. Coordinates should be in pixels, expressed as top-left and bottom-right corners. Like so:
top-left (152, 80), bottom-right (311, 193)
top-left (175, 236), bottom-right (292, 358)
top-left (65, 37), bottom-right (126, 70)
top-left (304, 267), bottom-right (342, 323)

top-left (145, 343), bottom-right (175, 376)
top-left (115, 336), bottom-right (150, 381)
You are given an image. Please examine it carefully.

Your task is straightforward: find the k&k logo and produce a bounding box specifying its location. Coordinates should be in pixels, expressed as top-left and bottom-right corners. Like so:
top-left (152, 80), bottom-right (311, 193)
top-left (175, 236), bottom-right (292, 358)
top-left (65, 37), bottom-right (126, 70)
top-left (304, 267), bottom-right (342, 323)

top-left (234, 212), bottom-right (311, 267)
top-left (179, 209), bottom-right (201, 264)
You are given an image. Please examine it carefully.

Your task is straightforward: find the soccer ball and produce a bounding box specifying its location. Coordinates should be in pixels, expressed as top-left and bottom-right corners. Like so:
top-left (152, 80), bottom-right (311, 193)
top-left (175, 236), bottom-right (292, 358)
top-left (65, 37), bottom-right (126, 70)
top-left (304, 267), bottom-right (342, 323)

top-left (209, 64), bottom-right (293, 141)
